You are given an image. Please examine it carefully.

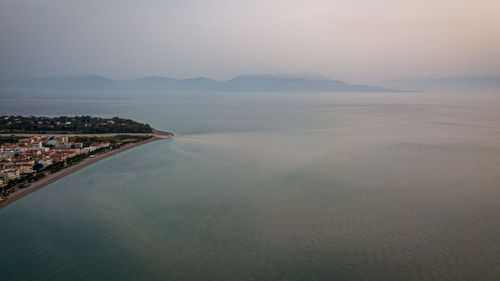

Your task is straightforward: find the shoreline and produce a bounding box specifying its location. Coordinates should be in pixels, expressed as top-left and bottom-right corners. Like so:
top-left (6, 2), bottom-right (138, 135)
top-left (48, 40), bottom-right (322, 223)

top-left (0, 129), bottom-right (173, 138)
top-left (0, 133), bottom-right (171, 211)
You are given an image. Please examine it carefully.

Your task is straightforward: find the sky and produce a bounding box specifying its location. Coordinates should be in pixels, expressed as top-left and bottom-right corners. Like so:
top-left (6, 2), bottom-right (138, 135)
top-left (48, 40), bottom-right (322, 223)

top-left (0, 0), bottom-right (499, 82)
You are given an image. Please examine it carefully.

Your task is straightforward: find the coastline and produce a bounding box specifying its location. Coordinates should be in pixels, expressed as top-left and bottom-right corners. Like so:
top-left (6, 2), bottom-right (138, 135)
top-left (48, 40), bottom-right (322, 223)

top-left (0, 129), bottom-right (173, 138)
top-left (0, 133), bottom-right (171, 211)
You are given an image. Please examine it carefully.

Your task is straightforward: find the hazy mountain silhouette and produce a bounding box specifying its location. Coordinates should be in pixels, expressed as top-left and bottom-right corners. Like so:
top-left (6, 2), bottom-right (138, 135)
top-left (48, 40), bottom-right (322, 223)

top-left (373, 75), bottom-right (500, 92)
top-left (0, 73), bottom-right (390, 92)
top-left (221, 74), bottom-right (386, 92)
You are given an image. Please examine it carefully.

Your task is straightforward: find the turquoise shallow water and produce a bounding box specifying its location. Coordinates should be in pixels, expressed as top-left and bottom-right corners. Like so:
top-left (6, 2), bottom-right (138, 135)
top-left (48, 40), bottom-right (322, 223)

top-left (1, 92), bottom-right (500, 280)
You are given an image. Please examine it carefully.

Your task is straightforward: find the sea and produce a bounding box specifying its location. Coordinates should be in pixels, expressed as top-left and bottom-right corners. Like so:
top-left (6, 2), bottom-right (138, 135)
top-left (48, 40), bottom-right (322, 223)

top-left (1, 91), bottom-right (500, 281)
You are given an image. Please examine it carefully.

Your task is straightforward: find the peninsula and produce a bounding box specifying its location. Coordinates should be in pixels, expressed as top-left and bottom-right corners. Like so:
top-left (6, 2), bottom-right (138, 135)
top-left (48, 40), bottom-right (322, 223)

top-left (0, 115), bottom-right (173, 210)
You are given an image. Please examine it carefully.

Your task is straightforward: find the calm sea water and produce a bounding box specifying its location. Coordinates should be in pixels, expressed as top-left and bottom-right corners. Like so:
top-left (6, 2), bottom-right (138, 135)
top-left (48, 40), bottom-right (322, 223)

top-left (1, 91), bottom-right (500, 281)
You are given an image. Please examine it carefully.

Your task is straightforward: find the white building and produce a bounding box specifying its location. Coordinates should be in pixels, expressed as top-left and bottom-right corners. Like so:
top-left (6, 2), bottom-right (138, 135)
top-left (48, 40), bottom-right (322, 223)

top-left (0, 168), bottom-right (20, 180)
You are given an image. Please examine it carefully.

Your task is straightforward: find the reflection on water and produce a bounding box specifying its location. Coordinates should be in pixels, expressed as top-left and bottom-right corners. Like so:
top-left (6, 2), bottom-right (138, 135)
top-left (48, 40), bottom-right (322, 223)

top-left (1, 92), bottom-right (500, 280)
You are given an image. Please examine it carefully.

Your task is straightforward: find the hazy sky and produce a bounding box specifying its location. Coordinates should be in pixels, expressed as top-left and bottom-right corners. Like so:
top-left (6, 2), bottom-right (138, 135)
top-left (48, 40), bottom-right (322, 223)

top-left (1, 0), bottom-right (499, 82)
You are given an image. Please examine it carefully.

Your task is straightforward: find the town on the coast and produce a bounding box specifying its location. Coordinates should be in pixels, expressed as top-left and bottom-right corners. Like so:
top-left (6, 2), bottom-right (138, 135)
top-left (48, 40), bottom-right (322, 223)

top-left (1, 135), bottom-right (113, 198)
top-left (0, 115), bottom-right (161, 203)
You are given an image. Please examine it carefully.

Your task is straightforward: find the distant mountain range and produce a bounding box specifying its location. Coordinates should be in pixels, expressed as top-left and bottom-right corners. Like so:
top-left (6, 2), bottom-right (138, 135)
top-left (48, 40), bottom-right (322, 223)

top-left (0, 73), bottom-right (391, 93)
top-left (372, 75), bottom-right (500, 92)
top-left (3, 73), bottom-right (498, 93)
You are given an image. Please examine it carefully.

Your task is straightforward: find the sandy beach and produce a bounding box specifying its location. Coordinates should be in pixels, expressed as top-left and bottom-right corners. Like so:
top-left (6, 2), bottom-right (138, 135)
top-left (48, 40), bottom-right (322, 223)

top-left (0, 134), bottom-right (171, 210)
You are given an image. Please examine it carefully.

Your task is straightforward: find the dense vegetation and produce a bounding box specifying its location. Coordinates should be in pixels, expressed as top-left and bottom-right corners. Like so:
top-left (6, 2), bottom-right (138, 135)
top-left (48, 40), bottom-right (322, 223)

top-left (0, 135), bottom-right (23, 144)
top-left (69, 135), bottom-right (151, 147)
top-left (0, 116), bottom-right (153, 133)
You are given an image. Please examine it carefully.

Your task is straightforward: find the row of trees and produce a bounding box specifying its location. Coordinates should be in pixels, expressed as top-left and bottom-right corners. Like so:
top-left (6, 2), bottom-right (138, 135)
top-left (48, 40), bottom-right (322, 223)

top-left (0, 116), bottom-right (153, 133)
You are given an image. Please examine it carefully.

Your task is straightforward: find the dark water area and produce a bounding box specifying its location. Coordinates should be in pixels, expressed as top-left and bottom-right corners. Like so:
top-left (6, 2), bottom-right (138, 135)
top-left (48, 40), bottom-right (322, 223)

top-left (1, 91), bottom-right (500, 280)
